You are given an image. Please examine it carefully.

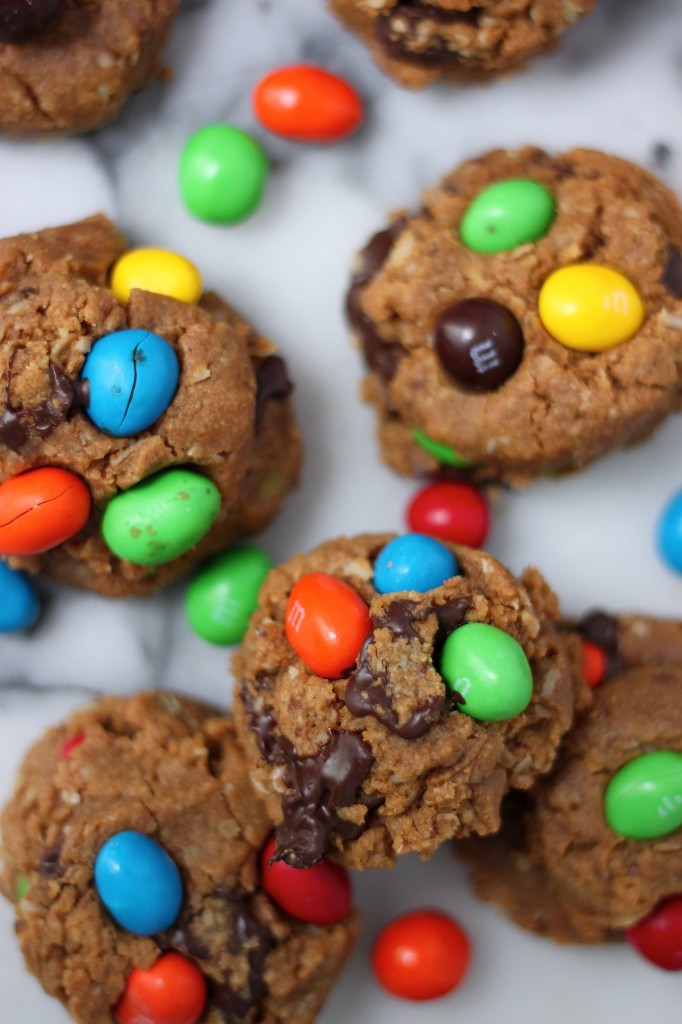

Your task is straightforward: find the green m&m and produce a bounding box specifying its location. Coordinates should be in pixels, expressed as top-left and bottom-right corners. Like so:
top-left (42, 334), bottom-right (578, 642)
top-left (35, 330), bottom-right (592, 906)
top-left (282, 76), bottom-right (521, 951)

top-left (440, 622), bottom-right (533, 721)
top-left (186, 546), bottom-right (272, 645)
top-left (460, 179), bottom-right (555, 255)
top-left (604, 750), bottom-right (682, 840)
top-left (102, 468), bottom-right (221, 566)
top-left (411, 428), bottom-right (475, 468)
top-left (179, 124), bottom-right (268, 224)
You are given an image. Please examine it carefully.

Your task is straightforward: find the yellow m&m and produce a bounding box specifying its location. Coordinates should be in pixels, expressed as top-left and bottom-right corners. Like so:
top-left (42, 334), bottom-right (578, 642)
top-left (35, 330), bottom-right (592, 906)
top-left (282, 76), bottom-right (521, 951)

top-left (110, 248), bottom-right (202, 305)
top-left (538, 264), bottom-right (644, 352)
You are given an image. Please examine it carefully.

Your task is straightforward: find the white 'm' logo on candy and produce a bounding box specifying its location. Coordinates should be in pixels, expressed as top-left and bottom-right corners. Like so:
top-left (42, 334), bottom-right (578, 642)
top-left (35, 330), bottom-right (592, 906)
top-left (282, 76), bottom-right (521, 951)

top-left (470, 340), bottom-right (501, 375)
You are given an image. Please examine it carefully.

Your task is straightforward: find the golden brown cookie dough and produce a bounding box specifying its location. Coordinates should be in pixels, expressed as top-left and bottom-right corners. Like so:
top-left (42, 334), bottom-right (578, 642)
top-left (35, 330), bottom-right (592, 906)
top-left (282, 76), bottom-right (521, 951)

top-left (232, 533), bottom-right (579, 871)
top-left (461, 613), bottom-right (682, 943)
top-left (348, 148), bottom-right (682, 486)
top-left (0, 692), bottom-right (359, 1024)
top-left (328, 0), bottom-right (596, 89)
top-left (0, 0), bottom-right (180, 136)
top-left (0, 215), bottom-right (301, 596)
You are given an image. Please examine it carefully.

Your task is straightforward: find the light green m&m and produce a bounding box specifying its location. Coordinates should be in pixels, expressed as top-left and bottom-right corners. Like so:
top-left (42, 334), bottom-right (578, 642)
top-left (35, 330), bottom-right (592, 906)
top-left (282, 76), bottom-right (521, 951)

top-left (186, 546), bottom-right (272, 645)
top-left (179, 124), bottom-right (268, 224)
top-left (604, 750), bottom-right (682, 840)
top-left (440, 622), bottom-right (533, 721)
top-left (102, 468), bottom-right (221, 566)
top-left (411, 428), bottom-right (475, 468)
top-left (460, 179), bottom-right (555, 255)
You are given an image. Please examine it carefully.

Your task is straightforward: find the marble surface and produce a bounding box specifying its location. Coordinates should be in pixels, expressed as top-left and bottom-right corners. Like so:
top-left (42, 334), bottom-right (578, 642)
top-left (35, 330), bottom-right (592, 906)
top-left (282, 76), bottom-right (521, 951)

top-left (1, 0), bottom-right (682, 1020)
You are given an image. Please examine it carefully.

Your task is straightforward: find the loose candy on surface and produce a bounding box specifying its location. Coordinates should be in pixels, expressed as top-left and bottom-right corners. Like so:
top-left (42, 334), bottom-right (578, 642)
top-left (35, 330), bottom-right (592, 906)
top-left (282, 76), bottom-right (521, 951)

top-left (407, 482), bottom-right (489, 548)
top-left (0, 560), bottom-right (40, 632)
top-left (372, 909), bottom-right (472, 1001)
top-left (0, 467), bottom-right (91, 556)
top-left (626, 897), bottom-right (682, 971)
top-left (94, 831), bottom-right (183, 936)
top-left (440, 622), bottom-right (533, 721)
top-left (657, 488), bottom-right (682, 574)
top-left (0, 0), bottom-right (64, 41)
top-left (434, 298), bottom-right (524, 391)
top-left (373, 533), bottom-right (458, 595)
top-left (604, 750), bottom-right (682, 840)
top-left (101, 468), bottom-right (221, 566)
top-left (580, 639), bottom-right (607, 688)
top-left (179, 124), bottom-right (268, 224)
top-left (110, 249), bottom-right (202, 306)
top-left (260, 836), bottom-right (352, 926)
top-left (115, 952), bottom-right (207, 1024)
top-left (459, 179), bottom-right (555, 255)
top-left (285, 572), bottom-right (371, 678)
top-left (538, 264), bottom-right (644, 352)
top-left (186, 545), bottom-right (272, 644)
top-left (82, 329), bottom-right (180, 437)
top-left (253, 65), bottom-right (363, 142)
top-left (411, 429), bottom-right (474, 468)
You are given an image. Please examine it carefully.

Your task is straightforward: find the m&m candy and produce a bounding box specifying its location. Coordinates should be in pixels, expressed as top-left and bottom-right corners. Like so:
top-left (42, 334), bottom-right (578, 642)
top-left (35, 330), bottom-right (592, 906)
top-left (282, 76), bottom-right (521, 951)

top-left (372, 909), bottom-right (471, 1001)
top-left (434, 298), bottom-right (524, 391)
top-left (373, 534), bottom-right (458, 595)
top-left (440, 622), bottom-right (533, 721)
top-left (94, 831), bottom-right (183, 936)
top-left (411, 428), bottom-right (474, 468)
top-left (626, 896), bottom-right (682, 971)
top-left (58, 732), bottom-right (85, 761)
top-left (253, 65), bottom-right (363, 143)
top-left (101, 468), bottom-right (221, 566)
top-left (115, 952), bottom-right (207, 1024)
top-left (604, 750), bottom-right (682, 840)
top-left (186, 546), bottom-right (272, 645)
top-left (285, 573), bottom-right (371, 678)
top-left (179, 124), bottom-right (268, 224)
top-left (580, 639), bottom-right (607, 688)
top-left (460, 179), bottom-right (555, 255)
top-left (260, 836), bottom-right (351, 925)
top-left (0, 467), bottom-right (91, 556)
top-left (538, 264), bottom-right (644, 351)
top-left (82, 329), bottom-right (180, 437)
top-left (657, 487), bottom-right (682, 574)
top-left (407, 482), bottom-right (489, 548)
top-left (110, 249), bottom-right (202, 306)
top-left (0, 561), bottom-right (40, 632)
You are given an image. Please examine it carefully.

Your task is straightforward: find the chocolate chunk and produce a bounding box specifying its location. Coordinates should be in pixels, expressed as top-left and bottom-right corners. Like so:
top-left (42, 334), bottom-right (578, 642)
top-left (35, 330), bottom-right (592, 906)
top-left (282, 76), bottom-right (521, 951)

top-left (434, 298), bottom-right (524, 391)
top-left (38, 843), bottom-right (62, 880)
top-left (253, 355), bottom-right (292, 427)
top-left (375, 598), bottom-right (421, 640)
top-left (0, 0), bottom-right (64, 41)
top-left (171, 921), bottom-right (212, 962)
top-left (376, 2), bottom-right (480, 66)
top-left (352, 223), bottom-right (405, 288)
top-left (435, 597), bottom-right (472, 636)
top-left (662, 246), bottom-right (682, 298)
top-left (212, 889), bottom-right (271, 1024)
top-left (0, 355), bottom-right (88, 453)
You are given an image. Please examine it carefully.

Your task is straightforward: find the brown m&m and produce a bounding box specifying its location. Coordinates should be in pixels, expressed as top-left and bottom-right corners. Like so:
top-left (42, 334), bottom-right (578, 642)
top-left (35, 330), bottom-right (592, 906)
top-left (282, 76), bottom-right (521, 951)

top-left (434, 298), bottom-right (524, 391)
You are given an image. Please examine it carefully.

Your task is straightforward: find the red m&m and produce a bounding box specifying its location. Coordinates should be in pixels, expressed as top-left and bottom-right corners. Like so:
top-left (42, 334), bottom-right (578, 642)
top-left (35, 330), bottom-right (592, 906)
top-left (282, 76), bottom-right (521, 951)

top-left (253, 65), bottom-right (363, 143)
top-left (626, 896), bottom-right (682, 971)
top-left (260, 836), bottom-right (352, 926)
top-left (285, 572), bottom-right (371, 678)
top-left (580, 639), bottom-right (607, 688)
top-left (115, 952), bottom-right (206, 1024)
top-left (372, 909), bottom-right (472, 1000)
top-left (407, 481), bottom-right (489, 548)
top-left (0, 467), bottom-right (91, 555)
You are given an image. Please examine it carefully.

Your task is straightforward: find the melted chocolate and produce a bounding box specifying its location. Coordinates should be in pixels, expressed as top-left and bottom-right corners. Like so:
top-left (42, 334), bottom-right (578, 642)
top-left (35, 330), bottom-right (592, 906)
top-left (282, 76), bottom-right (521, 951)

top-left (376, 2), bottom-right (480, 67)
top-left (0, 354), bottom-right (89, 452)
top-left (38, 842), bottom-right (62, 880)
top-left (375, 598), bottom-right (421, 640)
top-left (662, 245), bottom-right (682, 299)
top-left (578, 610), bottom-right (625, 680)
top-left (253, 355), bottom-right (293, 427)
top-left (212, 888), bottom-right (271, 1024)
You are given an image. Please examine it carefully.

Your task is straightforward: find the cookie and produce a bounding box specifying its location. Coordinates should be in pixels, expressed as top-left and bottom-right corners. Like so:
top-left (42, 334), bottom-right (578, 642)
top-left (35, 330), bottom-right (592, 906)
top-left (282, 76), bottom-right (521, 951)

top-left (0, 215), bottom-right (301, 596)
top-left (461, 612), bottom-right (682, 943)
top-left (0, 0), bottom-right (180, 136)
top-left (0, 692), bottom-right (359, 1024)
top-left (348, 147), bottom-right (682, 486)
top-left (328, 0), bottom-right (596, 89)
top-left (232, 532), bottom-right (579, 871)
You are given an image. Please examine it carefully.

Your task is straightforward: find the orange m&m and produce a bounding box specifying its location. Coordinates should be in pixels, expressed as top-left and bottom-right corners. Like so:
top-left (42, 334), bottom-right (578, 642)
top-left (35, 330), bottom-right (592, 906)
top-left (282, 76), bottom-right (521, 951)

top-left (253, 65), bottom-right (363, 143)
top-left (285, 572), bottom-right (371, 678)
top-left (115, 952), bottom-right (206, 1024)
top-left (0, 467), bottom-right (91, 555)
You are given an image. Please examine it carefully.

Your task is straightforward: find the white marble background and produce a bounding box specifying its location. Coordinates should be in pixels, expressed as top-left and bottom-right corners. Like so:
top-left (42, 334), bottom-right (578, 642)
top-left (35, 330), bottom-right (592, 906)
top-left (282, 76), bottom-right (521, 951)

top-left (1, 0), bottom-right (682, 1021)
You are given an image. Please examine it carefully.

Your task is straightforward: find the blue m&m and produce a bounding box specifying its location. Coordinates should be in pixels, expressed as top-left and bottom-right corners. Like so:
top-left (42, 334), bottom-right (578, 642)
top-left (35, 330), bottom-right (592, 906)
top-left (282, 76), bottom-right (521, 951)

top-left (94, 831), bottom-right (183, 936)
top-left (0, 561), bottom-right (40, 633)
top-left (81, 329), bottom-right (179, 437)
top-left (657, 488), bottom-right (682, 574)
top-left (374, 534), bottom-right (459, 594)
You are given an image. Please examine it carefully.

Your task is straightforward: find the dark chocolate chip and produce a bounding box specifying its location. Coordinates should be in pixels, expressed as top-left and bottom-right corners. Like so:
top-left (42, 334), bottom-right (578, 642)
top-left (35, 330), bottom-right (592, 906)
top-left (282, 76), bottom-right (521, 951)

top-left (0, 354), bottom-right (87, 452)
top-left (434, 298), bottom-right (524, 391)
top-left (352, 223), bottom-right (404, 288)
top-left (39, 843), bottom-right (62, 880)
top-left (375, 2), bottom-right (480, 67)
top-left (662, 246), bottom-right (682, 299)
top-left (0, 0), bottom-right (64, 42)
top-left (211, 889), bottom-right (270, 1024)
top-left (253, 355), bottom-right (292, 427)
top-left (578, 610), bottom-right (625, 681)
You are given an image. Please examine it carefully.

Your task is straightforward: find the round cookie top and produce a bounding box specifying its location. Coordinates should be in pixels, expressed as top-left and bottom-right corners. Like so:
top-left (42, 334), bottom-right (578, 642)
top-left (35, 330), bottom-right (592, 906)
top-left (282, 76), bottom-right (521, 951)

top-left (349, 148), bottom-right (682, 485)
top-left (0, 215), bottom-right (301, 595)
top-left (232, 532), bottom-right (578, 870)
top-left (0, 0), bottom-right (180, 136)
top-left (0, 691), bottom-right (358, 1024)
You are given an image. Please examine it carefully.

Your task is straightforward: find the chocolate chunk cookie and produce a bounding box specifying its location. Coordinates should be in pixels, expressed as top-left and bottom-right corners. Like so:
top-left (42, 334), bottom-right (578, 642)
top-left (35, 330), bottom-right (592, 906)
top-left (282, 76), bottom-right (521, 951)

top-left (0, 0), bottom-right (180, 136)
top-left (232, 532), bottom-right (579, 871)
top-left (0, 692), bottom-right (358, 1024)
top-left (461, 613), bottom-right (682, 943)
top-left (328, 0), bottom-right (596, 89)
top-left (0, 215), bottom-right (301, 596)
top-left (348, 148), bottom-right (682, 486)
